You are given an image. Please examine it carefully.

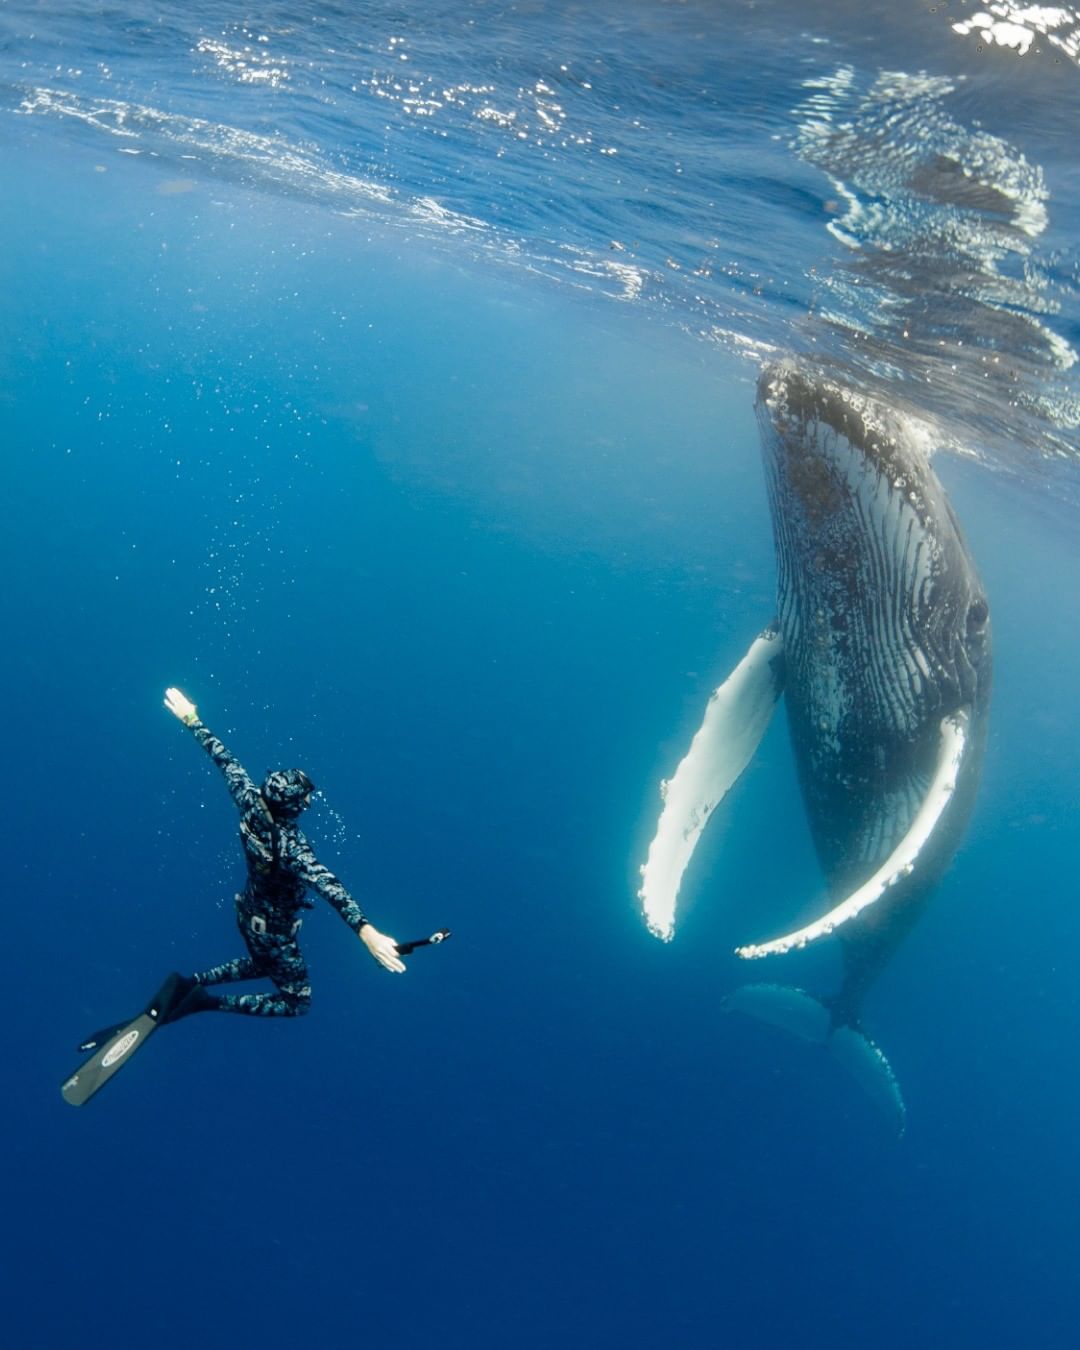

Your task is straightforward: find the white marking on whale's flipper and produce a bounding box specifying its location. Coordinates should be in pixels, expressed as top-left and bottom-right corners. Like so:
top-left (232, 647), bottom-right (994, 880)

top-left (736, 709), bottom-right (969, 959)
top-left (726, 984), bottom-right (907, 1136)
top-left (638, 627), bottom-right (784, 941)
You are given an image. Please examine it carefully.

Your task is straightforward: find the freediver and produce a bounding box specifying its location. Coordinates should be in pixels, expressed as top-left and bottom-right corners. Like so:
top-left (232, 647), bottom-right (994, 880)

top-left (79, 686), bottom-right (406, 1047)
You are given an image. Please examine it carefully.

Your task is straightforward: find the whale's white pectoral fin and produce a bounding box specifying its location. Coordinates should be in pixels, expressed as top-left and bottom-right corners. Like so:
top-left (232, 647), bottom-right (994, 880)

top-left (638, 626), bottom-right (785, 941)
top-left (736, 709), bottom-right (970, 959)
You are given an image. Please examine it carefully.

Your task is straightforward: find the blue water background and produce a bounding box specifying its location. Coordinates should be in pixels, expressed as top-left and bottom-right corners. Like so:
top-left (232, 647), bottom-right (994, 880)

top-left (3, 3), bottom-right (1080, 1347)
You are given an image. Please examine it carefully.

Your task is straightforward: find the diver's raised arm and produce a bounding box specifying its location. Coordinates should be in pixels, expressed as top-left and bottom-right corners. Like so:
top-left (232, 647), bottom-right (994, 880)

top-left (163, 687), bottom-right (263, 814)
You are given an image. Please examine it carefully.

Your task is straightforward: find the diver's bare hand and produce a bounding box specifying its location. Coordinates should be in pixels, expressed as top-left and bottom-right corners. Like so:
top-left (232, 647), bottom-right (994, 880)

top-left (360, 924), bottom-right (406, 974)
top-left (164, 687), bottom-right (199, 726)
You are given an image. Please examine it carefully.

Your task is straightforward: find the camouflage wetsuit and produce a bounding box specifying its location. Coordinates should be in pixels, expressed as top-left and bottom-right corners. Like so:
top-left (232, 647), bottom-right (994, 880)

top-left (185, 720), bottom-right (370, 1017)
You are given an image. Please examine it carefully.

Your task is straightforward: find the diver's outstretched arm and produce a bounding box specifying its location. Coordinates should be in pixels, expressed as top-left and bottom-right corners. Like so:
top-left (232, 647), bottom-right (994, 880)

top-left (163, 687), bottom-right (264, 814)
top-left (291, 845), bottom-right (406, 974)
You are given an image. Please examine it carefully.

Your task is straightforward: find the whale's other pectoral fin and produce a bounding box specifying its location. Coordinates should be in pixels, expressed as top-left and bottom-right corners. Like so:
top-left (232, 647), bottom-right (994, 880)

top-left (726, 984), bottom-right (907, 1136)
top-left (737, 709), bottom-right (970, 960)
top-left (638, 625), bottom-right (785, 941)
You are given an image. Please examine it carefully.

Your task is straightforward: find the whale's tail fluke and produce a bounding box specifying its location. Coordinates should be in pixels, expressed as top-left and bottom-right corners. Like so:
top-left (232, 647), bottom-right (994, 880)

top-left (725, 983), bottom-right (906, 1136)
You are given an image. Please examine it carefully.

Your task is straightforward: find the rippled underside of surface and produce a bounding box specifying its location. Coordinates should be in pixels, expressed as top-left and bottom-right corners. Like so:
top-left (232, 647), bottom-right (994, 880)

top-left (2, 0), bottom-right (1079, 492)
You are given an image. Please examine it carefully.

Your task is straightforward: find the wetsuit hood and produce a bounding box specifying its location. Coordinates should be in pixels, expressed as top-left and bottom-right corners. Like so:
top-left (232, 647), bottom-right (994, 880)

top-left (262, 769), bottom-right (315, 819)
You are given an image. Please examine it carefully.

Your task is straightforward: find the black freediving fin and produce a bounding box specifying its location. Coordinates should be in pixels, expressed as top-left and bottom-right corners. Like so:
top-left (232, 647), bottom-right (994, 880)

top-left (725, 983), bottom-right (907, 1136)
top-left (62, 972), bottom-right (196, 1107)
top-left (395, 928), bottom-right (452, 956)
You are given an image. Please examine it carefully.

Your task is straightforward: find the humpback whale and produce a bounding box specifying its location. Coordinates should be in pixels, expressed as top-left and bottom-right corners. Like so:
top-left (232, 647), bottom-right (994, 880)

top-left (639, 362), bottom-right (992, 1132)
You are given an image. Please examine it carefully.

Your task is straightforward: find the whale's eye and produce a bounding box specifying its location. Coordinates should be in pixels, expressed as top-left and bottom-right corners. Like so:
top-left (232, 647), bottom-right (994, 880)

top-left (966, 599), bottom-right (989, 633)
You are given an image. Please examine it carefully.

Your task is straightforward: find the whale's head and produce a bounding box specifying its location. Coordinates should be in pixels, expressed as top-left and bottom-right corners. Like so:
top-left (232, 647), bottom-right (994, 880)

top-left (756, 362), bottom-right (992, 744)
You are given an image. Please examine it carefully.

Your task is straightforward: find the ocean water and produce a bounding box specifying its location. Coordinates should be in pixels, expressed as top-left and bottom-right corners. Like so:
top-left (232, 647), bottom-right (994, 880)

top-left (3, 3), bottom-right (1079, 1347)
